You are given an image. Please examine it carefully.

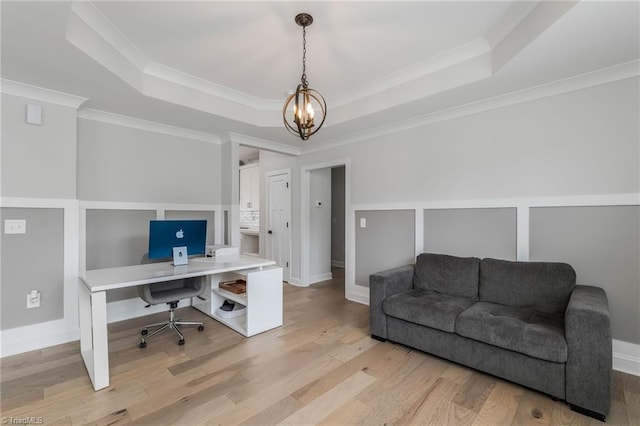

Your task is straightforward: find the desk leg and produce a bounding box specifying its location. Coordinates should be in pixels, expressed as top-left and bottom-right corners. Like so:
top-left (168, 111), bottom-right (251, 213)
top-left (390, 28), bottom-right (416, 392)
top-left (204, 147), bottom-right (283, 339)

top-left (79, 283), bottom-right (109, 391)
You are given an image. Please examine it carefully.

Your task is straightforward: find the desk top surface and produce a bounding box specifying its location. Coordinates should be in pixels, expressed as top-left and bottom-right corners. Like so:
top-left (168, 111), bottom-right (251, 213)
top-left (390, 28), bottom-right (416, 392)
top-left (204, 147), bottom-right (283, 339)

top-left (80, 256), bottom-right (277, 292)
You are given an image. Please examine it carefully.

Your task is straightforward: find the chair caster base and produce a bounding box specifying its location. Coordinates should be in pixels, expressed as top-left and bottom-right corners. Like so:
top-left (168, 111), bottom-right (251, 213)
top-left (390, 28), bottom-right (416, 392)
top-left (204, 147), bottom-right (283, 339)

top-left (178, 339), bottom-right (185, 346)
top-left (139, 341), bottom-right (147, 348)
top-left (198, 325), bottom-right (204, 331)
top-left (141, 329), bottom-right (148, 335)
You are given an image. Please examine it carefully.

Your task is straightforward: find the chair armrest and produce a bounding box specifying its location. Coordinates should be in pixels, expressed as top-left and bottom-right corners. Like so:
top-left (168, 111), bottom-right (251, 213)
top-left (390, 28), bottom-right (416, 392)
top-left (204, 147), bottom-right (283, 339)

top-left (565, 285), bottom-right (611, 419)
top-left (369, 264), bottom-right (414, 340)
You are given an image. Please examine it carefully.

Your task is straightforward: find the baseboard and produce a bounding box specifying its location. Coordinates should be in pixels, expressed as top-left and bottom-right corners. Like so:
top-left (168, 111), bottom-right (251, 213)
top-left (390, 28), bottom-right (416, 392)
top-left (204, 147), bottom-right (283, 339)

top-left (0, 298), bottom-right (189, 358)
top-left (613, 339), bottom-right (640, 376)
top-left (286, 276), bottom-right (306, 287)
top-left (331, 260), bottom-right (345, 268)
top-left (0, 319), bottom-right (79, 358)
top-left (346, 291), bottom-right (369, 305)
top-left (309, 272), bottom-right (333, 285)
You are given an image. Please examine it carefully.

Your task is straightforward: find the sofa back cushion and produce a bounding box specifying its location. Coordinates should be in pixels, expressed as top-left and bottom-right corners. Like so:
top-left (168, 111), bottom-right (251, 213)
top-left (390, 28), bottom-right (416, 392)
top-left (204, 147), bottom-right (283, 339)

top-left (414, 253), bottom-right (480, 298)
top-left (479, 258), bottom-right (576, 315)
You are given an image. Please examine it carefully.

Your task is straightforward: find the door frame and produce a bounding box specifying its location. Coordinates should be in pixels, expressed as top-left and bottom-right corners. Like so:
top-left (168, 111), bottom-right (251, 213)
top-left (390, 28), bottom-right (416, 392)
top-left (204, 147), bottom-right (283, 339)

top-left (301, 158), bottom-right (352, 300)
top-left (264, 168), bottom-right (291, 283)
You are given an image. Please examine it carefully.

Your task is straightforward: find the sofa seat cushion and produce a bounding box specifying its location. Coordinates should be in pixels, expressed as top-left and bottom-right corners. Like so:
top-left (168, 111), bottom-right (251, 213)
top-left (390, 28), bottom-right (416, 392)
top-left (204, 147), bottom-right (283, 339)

top-left (456, 302), bottom-right (567, 363)
top-left (383, 289), bottom-right (475, 333)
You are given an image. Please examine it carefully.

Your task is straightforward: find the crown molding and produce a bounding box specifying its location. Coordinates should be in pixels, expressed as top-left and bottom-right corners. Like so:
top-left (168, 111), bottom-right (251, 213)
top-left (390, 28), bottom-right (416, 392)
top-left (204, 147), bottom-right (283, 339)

top-left (491, 1), bottom-right (578, 73)
top-left (229, 132), bottom-right (301, 157)
top-left (77, 108), bottom-right (222, 144)
top-left (70, 1), bottom-right (148, 70)
top-left (69, 1), bottom-right (279, 111)
top-left (485, 1), bottom-right (540, 48)
top-left (302, 60), bottom-right (640, 155)
top-left (331, 38), bottom-right (491, 109)
top-left (144, 63), bottom-right (282, 111)
top-left (0, 79), bottom-right (88, 109)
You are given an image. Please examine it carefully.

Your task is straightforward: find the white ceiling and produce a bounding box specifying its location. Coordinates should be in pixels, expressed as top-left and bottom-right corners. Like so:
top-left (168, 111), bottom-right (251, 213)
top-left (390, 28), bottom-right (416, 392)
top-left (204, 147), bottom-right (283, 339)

top-left (92, 1), bottom-right (511, 99)
top-left (1, 1), bottom-right (638, 154)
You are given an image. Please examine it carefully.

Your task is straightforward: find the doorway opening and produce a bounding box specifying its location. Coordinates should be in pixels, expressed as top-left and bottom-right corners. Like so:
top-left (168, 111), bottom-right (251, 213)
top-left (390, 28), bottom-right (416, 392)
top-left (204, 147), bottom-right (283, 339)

top-left (301, 159), bottom-right (351, 300)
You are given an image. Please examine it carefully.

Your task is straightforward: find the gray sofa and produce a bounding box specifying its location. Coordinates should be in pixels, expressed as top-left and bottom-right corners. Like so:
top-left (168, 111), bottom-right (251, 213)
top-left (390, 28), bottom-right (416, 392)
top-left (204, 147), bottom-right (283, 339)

top-left (370, 253), bottom-right (611, 421)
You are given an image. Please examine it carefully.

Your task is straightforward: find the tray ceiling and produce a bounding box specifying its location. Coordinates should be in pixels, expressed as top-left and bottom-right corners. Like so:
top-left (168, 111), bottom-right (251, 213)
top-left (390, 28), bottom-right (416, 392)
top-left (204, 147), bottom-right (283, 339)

top-left (1, 1), bottom-right (638, 153)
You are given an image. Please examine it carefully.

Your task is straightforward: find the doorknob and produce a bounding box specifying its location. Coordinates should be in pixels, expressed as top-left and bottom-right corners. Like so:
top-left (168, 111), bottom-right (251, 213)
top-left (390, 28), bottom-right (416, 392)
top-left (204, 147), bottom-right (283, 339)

top-left (268, 230), bottom-right (273, 234)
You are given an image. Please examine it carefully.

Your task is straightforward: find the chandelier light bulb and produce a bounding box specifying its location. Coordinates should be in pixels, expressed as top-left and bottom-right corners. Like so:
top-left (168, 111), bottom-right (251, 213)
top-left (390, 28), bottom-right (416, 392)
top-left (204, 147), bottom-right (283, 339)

top-left (306, 101), bottom-right (314, 119)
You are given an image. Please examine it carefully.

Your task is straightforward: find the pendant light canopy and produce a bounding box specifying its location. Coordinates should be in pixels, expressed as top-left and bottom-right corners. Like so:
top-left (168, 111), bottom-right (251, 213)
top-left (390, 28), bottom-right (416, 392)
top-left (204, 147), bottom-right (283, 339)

top-left (283, 13), bottom-right (327, 141)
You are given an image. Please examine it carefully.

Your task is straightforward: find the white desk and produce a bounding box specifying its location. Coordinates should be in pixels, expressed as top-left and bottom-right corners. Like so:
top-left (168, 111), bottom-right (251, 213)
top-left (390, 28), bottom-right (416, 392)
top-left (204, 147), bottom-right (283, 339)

top-left (79, 256), bottom-right (282, 391)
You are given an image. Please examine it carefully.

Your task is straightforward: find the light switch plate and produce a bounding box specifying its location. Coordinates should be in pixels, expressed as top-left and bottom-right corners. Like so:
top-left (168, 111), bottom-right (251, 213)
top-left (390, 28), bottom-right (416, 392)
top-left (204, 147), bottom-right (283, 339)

top-left (360, 218), bottom-right (367, 228)
top-left (26, 104), bottom-right (43, 125)
top-left (5, 219), bottom-right (26, 234)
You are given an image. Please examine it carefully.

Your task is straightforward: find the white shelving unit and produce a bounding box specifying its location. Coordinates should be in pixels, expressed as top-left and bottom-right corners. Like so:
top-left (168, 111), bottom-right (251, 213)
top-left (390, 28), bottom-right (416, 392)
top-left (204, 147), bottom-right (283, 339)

top-left (192, 265), bottom-right (282, 337)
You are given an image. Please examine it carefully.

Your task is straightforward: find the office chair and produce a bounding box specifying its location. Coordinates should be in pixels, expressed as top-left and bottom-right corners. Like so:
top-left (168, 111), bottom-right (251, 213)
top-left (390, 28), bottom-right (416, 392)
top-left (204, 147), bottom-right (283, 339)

top-left (137, 254), bottom-right (206, 348)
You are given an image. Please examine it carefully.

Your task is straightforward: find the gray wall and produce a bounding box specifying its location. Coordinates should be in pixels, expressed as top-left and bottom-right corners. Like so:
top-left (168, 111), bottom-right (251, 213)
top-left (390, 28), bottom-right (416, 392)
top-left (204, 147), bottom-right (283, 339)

top-left (1, 208), bottom-right (64, 330)
top-left (86, 210), bottom-right (156, 270)
top-left (1, 93), bottom-right (76, 332)
top-left (424, 208), bottom-right (517, 260)
top-left (355, 210), bottom-right (415, 287)
top-left (331, 166), bottom-right (346, 265)
top-left (1, 93), bottom-right (77, 199)
top-left (531, 206), bottom-right (640, 344)
top-left (77, 119), bottom-right (222, 204)
top-left (165, 210), bottom-right (216, 246)
top-left (300, 78), bottom-right (639, 203)
top-left (86, 209), bottom-right (156, 302)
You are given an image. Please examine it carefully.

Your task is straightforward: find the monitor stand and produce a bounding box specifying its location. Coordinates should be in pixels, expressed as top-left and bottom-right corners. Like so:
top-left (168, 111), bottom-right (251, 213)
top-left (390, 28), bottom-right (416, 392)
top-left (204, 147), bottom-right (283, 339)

top-left (172, 246), bottom-right (188, 266)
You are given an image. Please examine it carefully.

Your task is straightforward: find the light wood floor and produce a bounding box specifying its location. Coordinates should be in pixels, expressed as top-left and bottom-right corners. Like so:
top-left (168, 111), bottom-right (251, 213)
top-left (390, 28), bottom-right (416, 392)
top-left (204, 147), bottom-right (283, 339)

top-left (2, 268), bottom-right (639, 425)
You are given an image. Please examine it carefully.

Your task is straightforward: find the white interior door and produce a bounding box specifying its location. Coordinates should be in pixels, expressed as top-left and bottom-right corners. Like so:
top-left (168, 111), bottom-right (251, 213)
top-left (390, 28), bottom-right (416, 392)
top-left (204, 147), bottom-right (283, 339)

top-left (267, 172), bottom-right (290, 282)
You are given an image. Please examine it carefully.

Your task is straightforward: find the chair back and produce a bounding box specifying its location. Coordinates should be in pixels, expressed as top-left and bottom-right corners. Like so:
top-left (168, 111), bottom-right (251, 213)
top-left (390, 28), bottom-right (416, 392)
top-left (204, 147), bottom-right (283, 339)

top-left (138, 253), bottom-right (204, 305)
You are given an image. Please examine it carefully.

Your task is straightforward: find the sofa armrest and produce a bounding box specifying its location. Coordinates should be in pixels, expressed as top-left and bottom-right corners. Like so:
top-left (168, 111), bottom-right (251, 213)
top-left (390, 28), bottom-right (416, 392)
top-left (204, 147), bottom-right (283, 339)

top-left (369, 264), bottom-right (414, 340)
top-left (565, 285), bottom-right (611, 420)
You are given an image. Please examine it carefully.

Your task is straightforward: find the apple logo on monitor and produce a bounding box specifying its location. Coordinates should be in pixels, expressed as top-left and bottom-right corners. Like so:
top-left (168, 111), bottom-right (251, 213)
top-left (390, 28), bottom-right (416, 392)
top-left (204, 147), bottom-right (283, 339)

top-left (176, 229), bottom-right (184, 239)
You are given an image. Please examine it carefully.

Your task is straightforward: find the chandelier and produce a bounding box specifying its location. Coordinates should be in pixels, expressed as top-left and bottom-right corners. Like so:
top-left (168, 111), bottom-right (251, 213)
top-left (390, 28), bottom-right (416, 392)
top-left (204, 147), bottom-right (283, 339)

top-left (283, 13), bottom-right (327, 141)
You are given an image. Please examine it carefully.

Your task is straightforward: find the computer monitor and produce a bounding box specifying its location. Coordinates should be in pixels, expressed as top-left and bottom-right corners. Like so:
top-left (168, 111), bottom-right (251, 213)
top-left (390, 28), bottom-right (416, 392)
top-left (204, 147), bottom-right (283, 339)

top-left (148, 220), bottom-right (207, 260)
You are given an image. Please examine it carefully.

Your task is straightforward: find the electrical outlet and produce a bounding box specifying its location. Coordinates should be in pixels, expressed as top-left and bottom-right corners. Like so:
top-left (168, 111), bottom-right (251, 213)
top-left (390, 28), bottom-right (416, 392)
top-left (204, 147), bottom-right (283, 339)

top-left (5, 219), bottom-right (26, 234)
top-left (26, 290), bottom-right (40, 309)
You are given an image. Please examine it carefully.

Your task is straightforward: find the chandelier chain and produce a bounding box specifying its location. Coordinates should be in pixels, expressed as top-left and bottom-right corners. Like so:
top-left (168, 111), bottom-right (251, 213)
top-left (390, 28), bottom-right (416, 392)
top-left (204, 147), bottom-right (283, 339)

top-left (301, 25), bottom-right (308, 87)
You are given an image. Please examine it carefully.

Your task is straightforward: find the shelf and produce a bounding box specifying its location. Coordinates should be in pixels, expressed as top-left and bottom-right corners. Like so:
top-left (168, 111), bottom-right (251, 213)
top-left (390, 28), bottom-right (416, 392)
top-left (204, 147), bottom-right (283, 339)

top-left (192, 263), bottom-right (283, 339)
top-left (213, 287), bottom-right (247, 305)
top-left (210, 312), bottom-right (247, 335)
